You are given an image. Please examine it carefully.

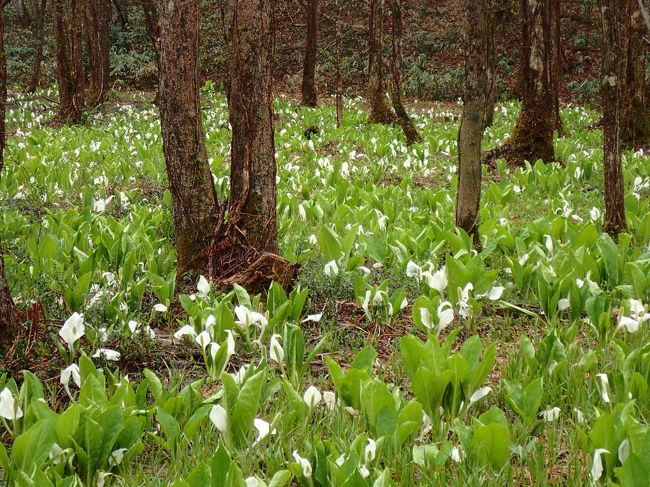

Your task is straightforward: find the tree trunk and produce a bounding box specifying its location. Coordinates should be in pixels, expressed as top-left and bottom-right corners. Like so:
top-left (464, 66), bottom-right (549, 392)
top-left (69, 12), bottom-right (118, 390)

top-left (601, 0), bottom-right (627, 237)
top-left (27, 0), bottom-right (47, 93)
top-left (456, 0), bottom-right (488, 243)
top-left (484, 1), bottom-right (496, 128)
top-left (301, 0), bottom-right (318, 107)
top-left (494, 0), bottom-right (558, 165)
top-left (620, 0), bottom-right (650, 148)
top-left (387, 0), bottom-right (420, 145)
top-left (111, 0), bottom-right (128, 29)
top-left (0, 5), bottom-right (18, 343)
top-left (228, 0), bottom-right (278, 254)
top-left (140, 0), bottom-right (160, 57)
top-left (139, 0), bottom-right (160, 105)
top-left (550, 0), bottom-right (563, 133)
top-left (335, 0), bottom-right (343, 127)
top-left (52, 0), bottom-right (85, 123)
top-left (367, 0), bottom-right (393, 124)
top-left (84, 0), bottom-right (111, 105)
top-left (17, 0), bottom-right (31, 26)
top-left (158, 0), bottom-right (220, 273)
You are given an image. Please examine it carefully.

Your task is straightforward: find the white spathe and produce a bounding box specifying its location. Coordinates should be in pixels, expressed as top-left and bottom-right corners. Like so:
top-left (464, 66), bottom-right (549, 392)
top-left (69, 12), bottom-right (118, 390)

top-left (0, 387), bottom-right (23, 420)
top-left (59, 312), bottom-right (85, 350)
top-left (210, 404), bottom-right (227, 433)
top-left (303, 386), bottom-right (322, 408)
top-left (197, 275), bottom-right (211, 297)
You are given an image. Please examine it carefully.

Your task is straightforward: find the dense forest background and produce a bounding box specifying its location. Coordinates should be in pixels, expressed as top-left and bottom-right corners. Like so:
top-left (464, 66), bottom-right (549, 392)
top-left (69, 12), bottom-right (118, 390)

top-left (4, 0), bottom-right (605, 102)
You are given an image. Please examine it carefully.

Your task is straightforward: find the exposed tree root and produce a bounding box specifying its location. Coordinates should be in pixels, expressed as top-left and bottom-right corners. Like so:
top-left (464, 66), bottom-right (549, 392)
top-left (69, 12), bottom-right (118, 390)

top-left (186, 221), bottom-right (298, 294)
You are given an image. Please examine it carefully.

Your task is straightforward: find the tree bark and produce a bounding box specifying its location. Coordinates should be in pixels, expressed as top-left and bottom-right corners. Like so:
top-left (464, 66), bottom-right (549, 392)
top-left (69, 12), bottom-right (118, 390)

top-left (494, 0), bottom-right (558, 165)
top-left (52, 0), bottom-right (85, 123)
top-left (140, 0), bottom-right (160, 58)
top-left (84, 0), bottom-right (111, 105)
top-left (601, 0), bottom-right (627, 237)
top-left (367, 0), bottom-right (393, 124)
top-left (484, 1), bottom-right (496, 128)
top-left (620, 0), bottom-right (650, 148)
top-left (0, 4), bottom-right (19, 343)
top-left (456, 0), bottom-right (488, 243)
top-left (335, 0), bottom-right (343, 127)
top-left (228, 0), bottom-right (278, 254)
top-left (550, 0), bottom-right (563, 133)
top-left (301, 0), bottom-right (318, 107)
top-left (27, 0), bottom-right (47, 93)
top-left (158, 0), bottom-right (220, 273)
top-left (387, 0), bottom-right (420, 145)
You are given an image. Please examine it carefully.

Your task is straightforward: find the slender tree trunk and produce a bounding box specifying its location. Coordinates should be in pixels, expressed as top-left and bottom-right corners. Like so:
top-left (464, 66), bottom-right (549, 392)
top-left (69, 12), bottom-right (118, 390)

top-left (111, 0), bottom-right (128, 29)
top-left (495, 0), bottom-right (558, 165)
top-left (387, 0), bottom-right (420, 145)
top-left (335, 0), bottom-right (343, 127)
top-left (550, 0), bottom-right (563, 133)
top-left (140, 0), bottom-right (159, 57)
top-left (601, 0), bottom-right (627, 237)
top-left (17, 0), bottom-right (31, 26)
top-left (52, 0), bottom-right (85, 123)
top-left (367, 0), bottom-right (393, 124)
top-left (621, 0), bottom-right (650, 148)
top-left (484, 1), bottom-right (496, 128)
top-left (228, 0), bottom-right (278, 254)
top-left (27, 0), bottom-right (47, 93)
top-left (0, 3), bottom-right (19, 342)
top-left (456, 0), bottom-right (488, 243)
top-left (139, 0), bottom-right (160, 105)
top-left (301, 0), bottom-right (318, 107)
top-left (158, 0), bottom-right (220, 273)
top-left (84, 0), bottom-right (111, 105)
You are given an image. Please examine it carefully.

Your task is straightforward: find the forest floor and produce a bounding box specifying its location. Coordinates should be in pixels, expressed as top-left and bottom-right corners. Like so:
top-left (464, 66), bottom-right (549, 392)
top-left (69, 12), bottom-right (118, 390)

top-left (0, 89), bottom-right (649, 485)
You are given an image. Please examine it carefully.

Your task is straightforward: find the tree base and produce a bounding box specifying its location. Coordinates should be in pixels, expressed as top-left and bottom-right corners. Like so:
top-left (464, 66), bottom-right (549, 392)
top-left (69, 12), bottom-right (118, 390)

top-left (217, 251), bottom-right (297, 294)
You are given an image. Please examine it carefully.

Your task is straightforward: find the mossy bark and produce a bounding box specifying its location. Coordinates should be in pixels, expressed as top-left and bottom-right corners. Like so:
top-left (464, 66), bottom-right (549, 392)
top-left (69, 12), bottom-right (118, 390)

top-left (620, 0), bottom-right (650, 148)
top-left (228, 0), bottom-right (279, 255)
top-left (494, 0), bottom-right (559, 166)
top-left (367, 0), bottom-right (394, 124)
top-left (84, 0), bottom-right (111, 105)
top-left (27, 0), bottom-right (47, 93)
top-left (601, 0), bottom-right (627, 237)
top-left (387, 0), bottom-right (421, 145)
top-left (456, 0), bottom-right (488, 244)
top-left (51, 0), bottom-right (85, 123)
top-left (158, 0), bottom-right (220, 273)
top-left (0, 5), bottom-right (18, 344)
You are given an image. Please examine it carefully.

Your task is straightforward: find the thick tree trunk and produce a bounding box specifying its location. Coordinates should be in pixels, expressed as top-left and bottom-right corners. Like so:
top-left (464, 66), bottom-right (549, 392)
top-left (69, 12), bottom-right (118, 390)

top-left (52, 0), bottom-right (85, 123)
top-left (494, 0), bottom-right (558, 165)
top-left (159, 0), bottom-right (290, 288)
top-left (456, 0), bottom-right (488, 243)
top-left (27, 0), bottom-right (47, 93)
top-left (228, 0), bottom-right (278, 254)
top-left (367, 0), bottom-right (393, 124)
top-left (0, 5), bottom-right (18, 343)
top-left (159, 0), bottom-right (220, 273)
top-left (601, 0), bottom-right (627, 237)
top-left (621, 0), bottom-right (650, 148)
top-left (387, 0), bottom-right (420, 145)
top-left (84, 0), bottom-right (111, 105)
top-left (301, 0), bottom-right (318, 107)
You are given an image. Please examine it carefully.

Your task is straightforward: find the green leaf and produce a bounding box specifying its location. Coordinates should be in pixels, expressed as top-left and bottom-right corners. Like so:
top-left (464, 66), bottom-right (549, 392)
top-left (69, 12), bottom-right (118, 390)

top-left (268, 470), bottom-right (292, 487)
top-left (229, 368), bottom-right (266, 447)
